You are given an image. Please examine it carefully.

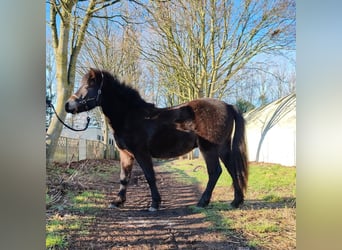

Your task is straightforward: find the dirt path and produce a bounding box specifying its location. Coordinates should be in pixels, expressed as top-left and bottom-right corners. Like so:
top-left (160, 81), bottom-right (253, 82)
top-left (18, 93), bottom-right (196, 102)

top-left (66, 161), bottom-right (241, 249)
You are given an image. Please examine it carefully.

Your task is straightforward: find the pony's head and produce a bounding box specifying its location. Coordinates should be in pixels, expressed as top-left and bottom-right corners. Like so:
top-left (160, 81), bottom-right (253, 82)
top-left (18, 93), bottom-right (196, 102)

top-left (65, 68), bottom-right (103, 114)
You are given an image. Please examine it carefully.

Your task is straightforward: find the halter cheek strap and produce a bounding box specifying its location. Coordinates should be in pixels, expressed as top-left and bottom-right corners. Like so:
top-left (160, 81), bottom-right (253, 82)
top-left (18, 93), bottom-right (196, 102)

top-left (96, 71), bottom-right (104, 104)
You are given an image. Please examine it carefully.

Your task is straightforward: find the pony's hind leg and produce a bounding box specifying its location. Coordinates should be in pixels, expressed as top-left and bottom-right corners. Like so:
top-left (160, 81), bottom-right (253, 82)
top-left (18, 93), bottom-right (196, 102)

top-left (109, 149), bottom-right (134, 208)
top-left (219, 143), bottom-right (244, 208)
top-left (197, 140), bottom-right (222, 207)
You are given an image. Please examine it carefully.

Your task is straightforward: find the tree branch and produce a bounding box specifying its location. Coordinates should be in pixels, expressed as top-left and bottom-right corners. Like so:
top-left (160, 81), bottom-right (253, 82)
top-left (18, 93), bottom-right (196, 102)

top-left (89, 0), bottom-right (121, 14)
top-left (49, 0), bottom-right (59, 53)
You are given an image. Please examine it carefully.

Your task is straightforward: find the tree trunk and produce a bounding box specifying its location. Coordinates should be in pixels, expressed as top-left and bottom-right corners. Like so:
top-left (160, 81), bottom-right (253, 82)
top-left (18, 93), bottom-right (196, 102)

top-left (46, 0), bottom-right (99, 164)
top-left (46, 1), bottom-right (74, 164)
top-left (46, 60), bottom-right (74, 163)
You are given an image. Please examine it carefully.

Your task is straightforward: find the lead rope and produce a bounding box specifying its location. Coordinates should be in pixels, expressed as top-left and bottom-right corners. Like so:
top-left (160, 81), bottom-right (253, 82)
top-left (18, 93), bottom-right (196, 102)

top-left (46, 100), bottom-right (90, 132)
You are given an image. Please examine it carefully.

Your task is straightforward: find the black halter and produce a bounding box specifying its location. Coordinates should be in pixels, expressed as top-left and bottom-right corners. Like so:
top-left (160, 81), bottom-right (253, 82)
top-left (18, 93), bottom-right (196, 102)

top-left (75, 70), bottom-right (104, 111)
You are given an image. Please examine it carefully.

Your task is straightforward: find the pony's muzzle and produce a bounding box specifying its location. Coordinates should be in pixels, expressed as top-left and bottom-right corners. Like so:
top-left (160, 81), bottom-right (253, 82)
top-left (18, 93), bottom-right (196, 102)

top-left (65, 100), bottom-right (77, 114)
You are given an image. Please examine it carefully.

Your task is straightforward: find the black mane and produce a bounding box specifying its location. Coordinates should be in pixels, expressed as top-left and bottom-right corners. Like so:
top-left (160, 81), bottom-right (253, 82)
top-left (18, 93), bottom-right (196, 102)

top-left (100, 70), bottom-right (155, 113)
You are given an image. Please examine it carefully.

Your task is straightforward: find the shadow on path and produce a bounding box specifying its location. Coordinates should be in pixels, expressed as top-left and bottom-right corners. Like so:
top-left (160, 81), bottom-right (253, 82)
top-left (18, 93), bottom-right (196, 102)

top-left (66, 162), bottom-right (252, 249)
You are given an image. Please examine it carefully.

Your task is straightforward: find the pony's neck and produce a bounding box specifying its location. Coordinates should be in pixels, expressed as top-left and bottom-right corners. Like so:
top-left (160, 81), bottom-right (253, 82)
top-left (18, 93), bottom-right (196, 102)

top-left (99, 73), bottom-right (153, 133)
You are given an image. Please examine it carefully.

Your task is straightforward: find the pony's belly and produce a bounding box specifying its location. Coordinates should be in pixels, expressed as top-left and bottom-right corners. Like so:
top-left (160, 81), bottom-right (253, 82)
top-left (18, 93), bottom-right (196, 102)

top-left (149, 129), bottom-right (197, 159)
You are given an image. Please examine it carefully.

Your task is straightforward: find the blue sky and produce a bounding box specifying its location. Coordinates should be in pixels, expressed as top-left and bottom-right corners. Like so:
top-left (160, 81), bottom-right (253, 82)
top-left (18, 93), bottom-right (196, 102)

top-left (46, 0), bottom-right (295, 107)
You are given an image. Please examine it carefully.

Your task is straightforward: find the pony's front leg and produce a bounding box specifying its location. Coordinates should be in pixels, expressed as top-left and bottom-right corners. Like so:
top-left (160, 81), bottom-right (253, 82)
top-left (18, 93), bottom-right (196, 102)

top-left (109, 149), bottom-right (134, 208)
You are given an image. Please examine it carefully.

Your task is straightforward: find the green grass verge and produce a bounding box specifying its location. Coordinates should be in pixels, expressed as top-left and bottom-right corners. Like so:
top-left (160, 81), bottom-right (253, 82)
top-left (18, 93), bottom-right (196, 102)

top-left (163, 159), bottom-right (295, 191)
top-left (46, 190), bottom-right (105, 249)
top-left (46, 160), bottom-right (120, 248)
top-left (160, 159), bottom-right (296, 249)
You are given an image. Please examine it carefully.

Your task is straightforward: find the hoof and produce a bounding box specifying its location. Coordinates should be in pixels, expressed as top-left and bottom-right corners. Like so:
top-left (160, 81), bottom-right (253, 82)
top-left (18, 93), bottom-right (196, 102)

top-left (148, 206), bottom-right (158, 212)
top-left (108, 203), bottom-right (120, 209)
top-left (108, 201), bottom-right (124, 209)
top-left (149, 200), bottom-right (160, 212)
top-left (197, 200), bottom-right (209, 208)
top-left (230, 199), bottom-right (244, 209)
top-left (109, 196), bottom-right (125, 209)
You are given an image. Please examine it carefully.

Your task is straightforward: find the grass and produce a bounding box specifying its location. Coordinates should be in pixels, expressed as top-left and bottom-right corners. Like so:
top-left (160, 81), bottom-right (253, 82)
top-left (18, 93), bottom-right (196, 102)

top-left (46, 191), bottom-right (103, 249)
top-left (46, 234), bottom-right (66, 249)
top-left (160, 159), bottom-right (296, 249)
top-left (165, 159), bottom-right (295, 192)
top-left (68, 191), bottom-right (106, 214)
top-left (46, 218), bottom-right (65, 249)
top-left (46, 214), bottom-right (68, 249)
top-left (46, 212), bottom-right (96, 249)
top-left (46, 160), bottom-right (119, 249)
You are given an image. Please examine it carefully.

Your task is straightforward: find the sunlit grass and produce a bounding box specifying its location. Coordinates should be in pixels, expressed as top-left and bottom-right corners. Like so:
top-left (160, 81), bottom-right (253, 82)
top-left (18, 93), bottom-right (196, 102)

top-left (164, 158), bottom-right (233, 187)
top-left (163, 159), bottom-right (296, 249)
top-left (46, 191), bottom-right (104, 248)
top-left (248, 164), bottom-right (296, 196)
top-left (46, 214), bottom-right (67, 249)
top-left (46, 160), bottom-right (120, 249)
top-left (163, 159), bottom-right (296, 198)
top-left (46, 234), bottom-right (66, 249)
top-left (66, 191), bottom-right (106, 215)
top-left (46, 213), bottom-right (96, 249)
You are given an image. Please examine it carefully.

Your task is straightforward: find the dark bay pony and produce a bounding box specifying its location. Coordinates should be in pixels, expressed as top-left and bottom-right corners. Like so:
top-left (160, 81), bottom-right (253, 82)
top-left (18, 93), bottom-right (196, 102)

top-left (65, 68), bottom-right (248, 211)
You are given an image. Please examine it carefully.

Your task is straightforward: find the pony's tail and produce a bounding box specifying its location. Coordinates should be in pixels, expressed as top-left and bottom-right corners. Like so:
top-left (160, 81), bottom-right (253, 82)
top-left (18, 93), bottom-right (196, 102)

top-left (231, 105), bottom-right (249, 193)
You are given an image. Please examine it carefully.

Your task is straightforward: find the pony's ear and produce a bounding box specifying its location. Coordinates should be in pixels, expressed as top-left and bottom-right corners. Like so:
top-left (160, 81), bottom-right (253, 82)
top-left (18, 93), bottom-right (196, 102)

top-left (89, 68), bottom-right (96, 79)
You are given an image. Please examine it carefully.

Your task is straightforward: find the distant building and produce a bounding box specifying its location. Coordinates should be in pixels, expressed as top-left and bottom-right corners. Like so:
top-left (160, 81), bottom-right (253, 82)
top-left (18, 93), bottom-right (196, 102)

top-left (244, 94), bottom-right (296, 166)
top-left (61, 126), bottom-right (115, 145)
top-left (59, 112), bottom-right (116, 161)
top-left (60, 112), bottom-right (115, 144)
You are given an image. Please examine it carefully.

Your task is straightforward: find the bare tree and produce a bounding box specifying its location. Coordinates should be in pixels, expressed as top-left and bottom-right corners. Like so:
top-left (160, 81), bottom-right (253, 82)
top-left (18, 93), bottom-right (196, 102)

top-left (228, 56), bottom-right (296, 107)
top-left (46, 0), bottom-right (122, 163)
top-left (140, 0), bottom-right (295, 103)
